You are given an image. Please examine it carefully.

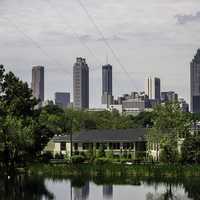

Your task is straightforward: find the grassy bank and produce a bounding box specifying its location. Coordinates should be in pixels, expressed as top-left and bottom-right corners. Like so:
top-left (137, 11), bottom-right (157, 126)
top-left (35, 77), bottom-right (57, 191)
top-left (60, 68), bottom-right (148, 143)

top-left (28, 163), bottom-right (200, 180)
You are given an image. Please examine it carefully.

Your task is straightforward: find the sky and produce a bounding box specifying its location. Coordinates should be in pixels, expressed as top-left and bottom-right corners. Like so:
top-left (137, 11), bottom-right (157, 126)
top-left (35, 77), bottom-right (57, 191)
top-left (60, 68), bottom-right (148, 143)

top-left (0, 0), bottom-right (200, 107)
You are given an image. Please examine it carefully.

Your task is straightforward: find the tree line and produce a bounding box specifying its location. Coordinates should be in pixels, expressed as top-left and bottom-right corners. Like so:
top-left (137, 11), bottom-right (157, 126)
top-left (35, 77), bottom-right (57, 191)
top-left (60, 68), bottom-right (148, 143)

top-left (0, 65), bottom-right (200, 171)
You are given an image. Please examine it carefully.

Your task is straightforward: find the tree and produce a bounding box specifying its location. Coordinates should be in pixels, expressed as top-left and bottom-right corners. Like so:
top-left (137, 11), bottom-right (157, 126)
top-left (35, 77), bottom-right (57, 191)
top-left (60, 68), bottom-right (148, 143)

top-left (181, 134), bottom-right (200, 164)
top-left (132, 111), bottom-right (154, 128)
top-left (0, 66), bottom-right (37, 118)
top-left (147, 102), bottom-right (191, 163)
top-left (0, 65), bottom-right (54, 169)
top-left (1, 116), bottom-right (34, 169)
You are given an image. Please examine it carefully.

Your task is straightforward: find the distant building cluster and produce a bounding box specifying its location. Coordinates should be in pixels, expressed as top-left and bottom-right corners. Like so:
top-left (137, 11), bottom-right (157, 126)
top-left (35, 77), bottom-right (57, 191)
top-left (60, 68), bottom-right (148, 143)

top-left (31, 49), bottom-right (200, 114)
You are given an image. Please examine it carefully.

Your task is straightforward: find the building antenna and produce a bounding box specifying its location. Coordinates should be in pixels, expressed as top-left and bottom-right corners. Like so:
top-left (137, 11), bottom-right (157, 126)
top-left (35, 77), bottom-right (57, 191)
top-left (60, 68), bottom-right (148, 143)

top-left (106, 55), bottom-right (108, 65)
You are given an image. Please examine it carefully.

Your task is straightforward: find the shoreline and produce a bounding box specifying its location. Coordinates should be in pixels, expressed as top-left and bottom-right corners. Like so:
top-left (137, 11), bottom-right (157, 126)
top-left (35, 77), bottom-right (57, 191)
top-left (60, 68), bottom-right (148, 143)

top-left (26, 163), bottom-right (200, 178)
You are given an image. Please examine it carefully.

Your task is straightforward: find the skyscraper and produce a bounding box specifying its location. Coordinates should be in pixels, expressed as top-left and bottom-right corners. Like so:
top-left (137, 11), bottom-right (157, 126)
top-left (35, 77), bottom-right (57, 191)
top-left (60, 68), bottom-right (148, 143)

top-left (191, 49), bottom-right (200, 113)
top-left (31, 66), bottom-right (44, 102)
top-left (145, 77), bottom-right (161, 100)
top-left (55, 92), bottom-right (70, 109)
top-left (102, 64), bottom-right (113, 106)
top-left (73, 57), bottom-right (89, 109)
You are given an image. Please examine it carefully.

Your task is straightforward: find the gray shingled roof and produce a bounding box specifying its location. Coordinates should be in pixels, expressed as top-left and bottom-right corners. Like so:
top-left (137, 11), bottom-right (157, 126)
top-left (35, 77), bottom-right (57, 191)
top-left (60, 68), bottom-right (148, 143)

top-left (52, 128), bottom-right (147, 143)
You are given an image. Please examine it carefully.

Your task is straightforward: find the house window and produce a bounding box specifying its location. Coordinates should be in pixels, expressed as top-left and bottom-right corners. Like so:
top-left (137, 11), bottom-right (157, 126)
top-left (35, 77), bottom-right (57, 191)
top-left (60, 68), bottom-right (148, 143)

top-left (96, 143), bottom-right (107, 149)
top-left (109, 143), bottom-right (120, 150)
top-left (61, 142), bottom-right (66, 151)
top-left (123, 143), bottom-right (134, 149)
top-left (82, 143), bottom-right (89, 150)
top-left (96, 143), bottom-right (100, 149)
top-left (74, 143), bottom-right (78, 151)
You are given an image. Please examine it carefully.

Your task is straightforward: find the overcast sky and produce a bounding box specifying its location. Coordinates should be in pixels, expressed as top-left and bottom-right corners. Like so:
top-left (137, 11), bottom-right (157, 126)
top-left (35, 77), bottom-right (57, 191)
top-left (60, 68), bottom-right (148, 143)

top-left (0, 0), bottom-right (200, 107)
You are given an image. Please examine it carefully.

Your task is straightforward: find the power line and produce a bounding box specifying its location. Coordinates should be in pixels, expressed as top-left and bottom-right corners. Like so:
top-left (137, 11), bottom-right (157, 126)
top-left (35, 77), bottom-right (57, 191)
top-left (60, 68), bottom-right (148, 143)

top-left (1, 17), bottom-right (71, 76)
top-left (45, 0), bottom-right (104, 68)
top-left (75, 0), bottom-right (136, 88)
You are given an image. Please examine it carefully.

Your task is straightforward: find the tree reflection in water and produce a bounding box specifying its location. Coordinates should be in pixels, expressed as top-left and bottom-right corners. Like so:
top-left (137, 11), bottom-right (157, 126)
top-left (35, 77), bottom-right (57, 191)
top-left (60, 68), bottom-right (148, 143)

top-left (1, 173), bottom-right (200, 200)
top-left (0, 175), bottom-right (54, 200)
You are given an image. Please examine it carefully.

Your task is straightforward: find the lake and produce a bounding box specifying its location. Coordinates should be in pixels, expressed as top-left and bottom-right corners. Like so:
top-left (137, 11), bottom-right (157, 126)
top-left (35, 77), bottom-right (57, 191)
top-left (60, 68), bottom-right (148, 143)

top-left (0, 174), bottom-right (199, 200)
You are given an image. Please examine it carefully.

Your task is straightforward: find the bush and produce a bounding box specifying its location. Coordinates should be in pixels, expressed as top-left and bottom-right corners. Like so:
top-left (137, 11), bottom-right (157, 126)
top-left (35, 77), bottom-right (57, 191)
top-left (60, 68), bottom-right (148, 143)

top-left (54, 153), bottom-right (64, 160)
top-left (160, 144), bottom-right (179, 164)
top-left (106, 150), bottom-right (113, 159)
top-left (40, 151), bottom-right (53, 162)
top-left (135, 151), bottom-right (146, 161)
top-left (71, 155), bottom-right (85, 164)
top-left (94, 158), bottom-right (111, 165)
top-left (96, 145), bottom-right (105, 158)
top-left (64, 152), bottom-right (69, 161)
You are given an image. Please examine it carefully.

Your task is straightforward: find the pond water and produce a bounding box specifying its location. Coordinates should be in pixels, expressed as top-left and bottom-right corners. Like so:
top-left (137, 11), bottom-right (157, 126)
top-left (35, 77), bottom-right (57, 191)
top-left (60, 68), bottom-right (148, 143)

top-left (0, 174), bottom-right (199, 200)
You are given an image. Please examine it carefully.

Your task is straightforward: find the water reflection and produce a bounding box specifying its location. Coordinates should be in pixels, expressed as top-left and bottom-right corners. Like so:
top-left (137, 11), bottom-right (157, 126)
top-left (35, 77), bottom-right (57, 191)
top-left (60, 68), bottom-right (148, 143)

top-left (73, 181), bottom-right (89, 200)
top-left (0, 175), bottom-right (54, 200)
top-left (1, 175), bottom-right (200, 200)
top-left (103, 185), bottom-right (113, 199)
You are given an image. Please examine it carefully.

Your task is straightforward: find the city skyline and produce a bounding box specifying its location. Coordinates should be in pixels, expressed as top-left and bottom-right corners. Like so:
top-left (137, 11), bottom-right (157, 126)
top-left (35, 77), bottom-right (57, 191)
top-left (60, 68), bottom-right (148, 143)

top-left (1, 0), bottom-right (200, 106)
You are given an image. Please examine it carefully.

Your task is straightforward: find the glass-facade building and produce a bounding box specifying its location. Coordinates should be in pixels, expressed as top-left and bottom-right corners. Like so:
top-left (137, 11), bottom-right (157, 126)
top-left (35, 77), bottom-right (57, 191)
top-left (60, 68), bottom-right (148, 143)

top-left (31, 66), bottom-right (44, 102)
top-left (73, 57), bottom-right (89, 109)
top-left (102, 64), bottom-right (113, 105)
top-left (191, 49), bottom-right (200, 113)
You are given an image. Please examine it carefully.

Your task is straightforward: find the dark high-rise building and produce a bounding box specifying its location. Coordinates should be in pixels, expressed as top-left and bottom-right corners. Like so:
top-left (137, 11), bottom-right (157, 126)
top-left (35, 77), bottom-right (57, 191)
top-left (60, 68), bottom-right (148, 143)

top-left (191, 49), bottom-right (200, 113)
top-left (73, 57), bottom-right (89, 109)
top-left (102, 64), bottom-right (113, 106)
top-left (55, 92), bottom-right (70, 109)
top-left (31, 66), bottom-right (44, 102)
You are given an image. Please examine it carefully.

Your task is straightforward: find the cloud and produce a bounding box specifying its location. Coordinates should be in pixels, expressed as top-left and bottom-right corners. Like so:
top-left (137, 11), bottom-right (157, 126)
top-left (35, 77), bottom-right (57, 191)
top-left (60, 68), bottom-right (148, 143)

top-left (175, 11), bottom-right (200, 25)
top-left (97, 35), bottom-right (126, 42)
top-left (79, 34), bottom-right (94, 42)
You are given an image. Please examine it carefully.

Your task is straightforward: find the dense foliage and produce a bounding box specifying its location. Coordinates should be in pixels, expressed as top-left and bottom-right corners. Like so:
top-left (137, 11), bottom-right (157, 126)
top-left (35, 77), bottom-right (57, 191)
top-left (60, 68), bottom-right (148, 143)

top-left (1, 65), bottom-right (200, 170)
top-left (0, 65), bottom-right (55, 171)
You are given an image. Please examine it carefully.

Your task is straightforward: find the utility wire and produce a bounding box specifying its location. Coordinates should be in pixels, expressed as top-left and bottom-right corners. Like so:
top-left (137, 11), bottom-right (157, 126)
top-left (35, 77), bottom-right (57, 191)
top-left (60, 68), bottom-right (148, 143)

top-left (45, 0), bottom-right (104, 69)
top-left (1, 17), bottom-right (71, 76)
top-left (75, 0), bottom-right (136, 87)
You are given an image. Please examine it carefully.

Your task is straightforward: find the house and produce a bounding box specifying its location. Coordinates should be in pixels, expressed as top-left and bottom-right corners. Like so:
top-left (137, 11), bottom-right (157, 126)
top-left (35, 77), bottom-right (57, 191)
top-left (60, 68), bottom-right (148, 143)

top-left (45, 129), bottom-right (147, 158)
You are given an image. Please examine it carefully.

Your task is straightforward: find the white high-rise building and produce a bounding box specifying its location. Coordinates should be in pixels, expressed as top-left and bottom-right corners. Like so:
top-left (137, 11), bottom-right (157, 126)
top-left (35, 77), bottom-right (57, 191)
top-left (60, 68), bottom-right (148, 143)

top-left (145, 77), bottom-right (161, 100)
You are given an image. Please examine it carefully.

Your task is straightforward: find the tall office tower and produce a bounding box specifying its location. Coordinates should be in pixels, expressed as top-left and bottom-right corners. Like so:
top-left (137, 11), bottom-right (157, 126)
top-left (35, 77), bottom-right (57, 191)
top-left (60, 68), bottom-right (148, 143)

top-left (73, 57), bottom-right (89, 109)
top-left (55, 92), bottom-right (70, 109)
top-left (31, 66), bottom-right (44, 102)
top-left (191, 49), bottom-right (200, 113)
top-left (102, 64), bottom-right (113, 106)
top-left (145, 77), bottom-right (161, 100)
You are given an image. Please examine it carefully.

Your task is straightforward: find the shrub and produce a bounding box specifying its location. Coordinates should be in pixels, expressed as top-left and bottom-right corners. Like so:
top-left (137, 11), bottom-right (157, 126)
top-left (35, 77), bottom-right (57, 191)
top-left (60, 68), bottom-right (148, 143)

top-left (71, 155), bottom-right (85, 164)
top-left (54, 153), bottom-right (64, 160)
top-left (160, 144), bottom-right (179, 164)
top-left (135, 151), bottom-right (146, 161)
top-left (106, 150), bottom-right (114, 159)
top-left (64, 152), bottom-right (69, 161)
top-left (96, 144), bottom-right (105, 158)
top-left (40, 151), bottom-right (53, 162)
top-left (94, 158), bottom-right (111, 165)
